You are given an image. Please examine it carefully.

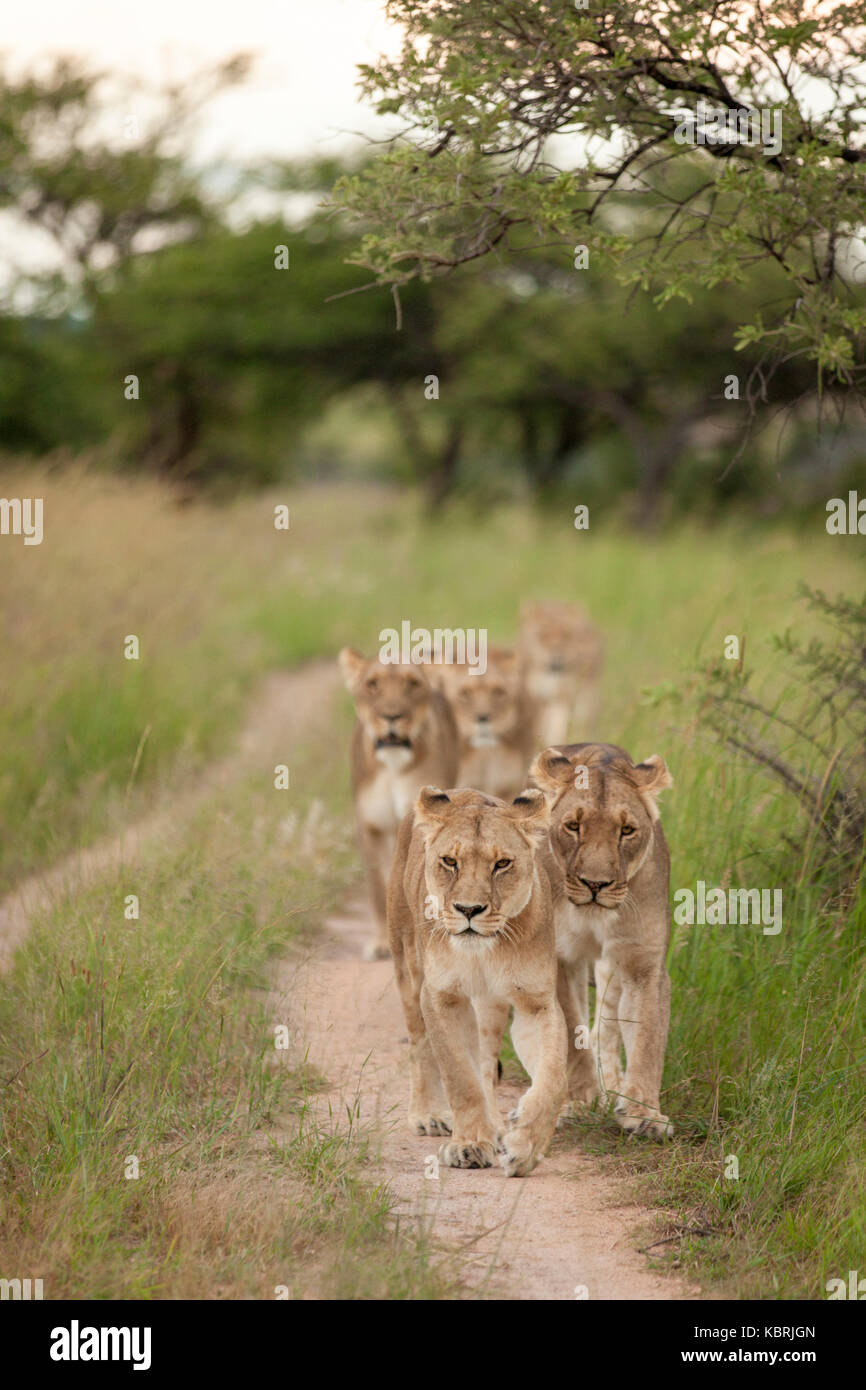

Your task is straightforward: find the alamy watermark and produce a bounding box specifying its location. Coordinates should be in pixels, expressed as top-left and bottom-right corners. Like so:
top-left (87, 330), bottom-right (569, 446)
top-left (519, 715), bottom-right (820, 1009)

top-left (0, 1276), bottom-right (43, 1299)
top-left (826, 1270), bottom-right (866, 1299)
top-left (672, 99), bottom-right (782, 159)
top-left (379, 621), bottom-right (487, 675)
top-left (826, 491), bottom-right (866, 535)
top-left (0, 497), bottom-right (43, 545)
top-left (49, 1321), bottom-right (152, 1370)
top-left (673, 881), bottom-right (782, 936)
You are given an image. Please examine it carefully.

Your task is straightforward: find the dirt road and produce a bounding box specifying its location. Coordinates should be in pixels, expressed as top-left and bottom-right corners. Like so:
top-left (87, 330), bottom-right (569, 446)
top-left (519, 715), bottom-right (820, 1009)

top-left (0, 663), bottom-right (337, 973)
top-left (278, 896), bottom-right (699, 1301)
top-left (1, 659), bottom-right (699, 1300)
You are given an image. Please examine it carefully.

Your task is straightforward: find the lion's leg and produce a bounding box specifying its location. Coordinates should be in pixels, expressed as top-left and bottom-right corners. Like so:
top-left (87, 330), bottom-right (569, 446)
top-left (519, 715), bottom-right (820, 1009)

top-left (570, 683), bottom-right (600, 740)
top-left (392, 948), bottom-right (451, 1137)
top-left (359, 824), bottom-right (393, 960)
top-left (539, 701), bottom-right (570, 747)
top-left (556, 958), bottom-right (599, 1110)
top-left (385, 834), bottom-right (450, 1136)
top-left (422, 985), bottom-right (498, 1169)
top-left (473, 997), bottom-right (509, 1134)
top-left (501, 998), bottom-right (568, 1177)
top-left (615, 952), bottom-right (673, 1139)
top-left (592, 955), bottom-right (624, 1108)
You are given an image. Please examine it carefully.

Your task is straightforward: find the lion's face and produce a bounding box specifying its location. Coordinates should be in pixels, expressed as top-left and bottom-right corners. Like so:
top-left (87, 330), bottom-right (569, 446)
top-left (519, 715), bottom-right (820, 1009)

top-left (532, 744), bottom-right (672, 910)
top-left (440, 649), bottom-right (523, 748)
top-left (519, 601), bottom-right (601, 692)
top-left (339, 648), bottom-right (432, 753)
top-left (414, 787), bottom-right (549, 943)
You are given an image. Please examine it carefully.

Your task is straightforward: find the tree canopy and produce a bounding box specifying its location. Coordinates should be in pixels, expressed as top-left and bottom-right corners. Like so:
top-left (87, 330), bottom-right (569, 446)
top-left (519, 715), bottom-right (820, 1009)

top-left (333, 1), bottom-right (866, 394)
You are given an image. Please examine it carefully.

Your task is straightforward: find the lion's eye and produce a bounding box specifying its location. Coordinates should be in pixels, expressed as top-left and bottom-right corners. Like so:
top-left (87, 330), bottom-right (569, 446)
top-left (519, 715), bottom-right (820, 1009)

top-left (366, 678), bottom-right (378, 692)
top-left (441, 855), bottom-right (457, 869)
top-left (621, 825), bottom-right (636, 837)
top-left (494, 858), bottom-right (512, 872)
top-left (565, 821), bottom-right (581, 834)
top-left (407, 677), bottom-right (421, 690)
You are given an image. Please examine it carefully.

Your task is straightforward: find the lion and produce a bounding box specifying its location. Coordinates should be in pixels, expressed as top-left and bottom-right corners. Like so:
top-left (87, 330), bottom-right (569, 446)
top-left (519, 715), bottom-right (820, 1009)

top-left (437, 647), bottom-right (537, 800)
top-left (339, 648), bottom-right (459, 960)
top-left (518, 600), bottom-right (604, 746)
top-left (530, 742), bottom-right (674, 1139)
top-left (387, 785), bottom-right (567, 1176)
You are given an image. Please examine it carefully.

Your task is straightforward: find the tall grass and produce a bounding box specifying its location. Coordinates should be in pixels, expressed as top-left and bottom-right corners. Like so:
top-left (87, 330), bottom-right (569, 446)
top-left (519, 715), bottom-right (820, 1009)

top-left (1, 461), bottom-right (864, 1297)
top-left (0, 712), bottom-right (455, 1297)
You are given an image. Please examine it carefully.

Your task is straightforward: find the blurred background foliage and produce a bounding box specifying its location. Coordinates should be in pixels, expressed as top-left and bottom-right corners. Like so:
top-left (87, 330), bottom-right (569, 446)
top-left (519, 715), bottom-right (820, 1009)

top-left (1, 54), bottom-right (864, 522)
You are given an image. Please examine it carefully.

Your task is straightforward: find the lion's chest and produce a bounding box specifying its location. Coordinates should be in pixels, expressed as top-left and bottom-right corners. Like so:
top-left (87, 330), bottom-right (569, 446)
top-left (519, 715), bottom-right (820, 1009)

top-left (459, 743), bottom-right (526, 798)
top-left (358, 751), bottom-right (417, 831)
top-left (526, 670), bottom-right (572, 703)
top-left (554, 900), bottom-right (607, 963)
top-left (425, 944), bottom-right (515, 1002)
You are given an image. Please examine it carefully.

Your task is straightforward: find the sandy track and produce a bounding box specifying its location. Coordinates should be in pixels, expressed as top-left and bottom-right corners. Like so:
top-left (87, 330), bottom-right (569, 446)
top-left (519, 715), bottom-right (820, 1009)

top-left (0, 662), bottom-right (339, 973)
top-left (279, 897), bottom-right (700, 1301)
top-left (1, 658), bottom-right (699, 1300)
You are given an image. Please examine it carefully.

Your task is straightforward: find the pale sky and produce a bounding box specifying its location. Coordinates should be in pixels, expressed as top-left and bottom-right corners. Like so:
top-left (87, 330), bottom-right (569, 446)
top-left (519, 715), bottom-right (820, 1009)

top-left (2, 0), bottom-right (401, 159)
top-left (0, 0), bottom-right (403, 286)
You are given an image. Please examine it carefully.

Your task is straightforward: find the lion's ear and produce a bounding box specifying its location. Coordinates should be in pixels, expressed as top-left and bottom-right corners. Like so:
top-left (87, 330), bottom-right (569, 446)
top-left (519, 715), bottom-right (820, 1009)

top-left (634, 754), bottom-right (673, 818)
top-left (530, 747), bottom-right (575, 791)
top-left (509, 788), bottom-right (550, 847)
top-left (338, 647), bottom-right (366, 690)
top-left (414, 786), bottom-right (452, 831)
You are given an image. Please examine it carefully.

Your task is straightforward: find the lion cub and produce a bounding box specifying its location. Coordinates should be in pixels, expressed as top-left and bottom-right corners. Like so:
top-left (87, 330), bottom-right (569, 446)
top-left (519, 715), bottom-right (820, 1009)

top-left (438, 647), bottom-right (536, 800)
top-left (519, 600), bottom-right (603, 745)
top-left (387, 786), bottom-right (567, 1177)
top-left (532, 742), bottom-right (674, 1138)
top-left (339, 649), bottom-right (458, 960)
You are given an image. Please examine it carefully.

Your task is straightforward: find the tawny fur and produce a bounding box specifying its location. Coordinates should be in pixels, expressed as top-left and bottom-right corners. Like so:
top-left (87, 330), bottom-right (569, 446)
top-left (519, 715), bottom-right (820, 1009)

top-left (339, 648), bottom-right (458, 960)
top-left (531, 742), bottom-right (675, 1139)
top-left (387, 786), bottom-right (567, 1176)
top-left (437, 647), bottom-right (537, 799)
top-left (519, 600), bottom-right (604, 746)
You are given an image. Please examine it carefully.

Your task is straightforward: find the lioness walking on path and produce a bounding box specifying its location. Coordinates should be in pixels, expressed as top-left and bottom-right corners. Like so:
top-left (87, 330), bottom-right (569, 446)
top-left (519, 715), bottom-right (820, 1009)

top-left (519, 600), bottom-right (604, 745)
top-left (436, 646), bottom-right (537, 800)
top-left (531, 743), bottom-right (675, 1139)
top-left (339, 649), bottom-right (459, 960)
top-left (387, 786), bottom-right (567, 1177)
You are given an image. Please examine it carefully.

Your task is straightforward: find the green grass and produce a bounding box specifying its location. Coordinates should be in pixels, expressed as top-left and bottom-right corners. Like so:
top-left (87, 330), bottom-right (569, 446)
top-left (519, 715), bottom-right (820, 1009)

top-left (0, 700), bottom-right (456, 1298)
top-left (1, 462), bottom-right (865, 1298)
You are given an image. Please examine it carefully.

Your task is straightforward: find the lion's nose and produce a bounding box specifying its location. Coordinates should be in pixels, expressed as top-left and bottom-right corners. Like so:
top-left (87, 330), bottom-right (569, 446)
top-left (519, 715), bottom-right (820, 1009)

top-left (580, 877), bottom-right (612, 896)
top-left (454, 903), bottom-right (487, 921)
top-left (475, 713), bottom-right (490, 723)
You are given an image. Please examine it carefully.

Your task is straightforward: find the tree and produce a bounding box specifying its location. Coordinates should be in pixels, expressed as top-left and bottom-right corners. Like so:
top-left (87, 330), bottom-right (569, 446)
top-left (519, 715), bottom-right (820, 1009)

top-left (0, 54), bottom-right (250, 291)
top-left (332, 1), bottom-right (866, 403)
top-left (95, 206), bottom-right (441, 484)
top-left (0, 53), bottom-right (253, 466)
top-left (677, 586), bottom-right (866, 880)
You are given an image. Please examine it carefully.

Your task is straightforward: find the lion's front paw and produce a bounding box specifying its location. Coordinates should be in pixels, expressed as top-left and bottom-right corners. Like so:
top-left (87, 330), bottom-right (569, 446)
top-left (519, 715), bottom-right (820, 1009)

top-left (614, 1099), bottom-right (673, 1140)
top-left (363, 939), bottom-right (391, 962)
top-left (498, 1125), bottom-right (544, 1178)
top-left (439, 1138), bottom-right (496, 1169)
top-left (409, 1112), bottom-right (452, 1137)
